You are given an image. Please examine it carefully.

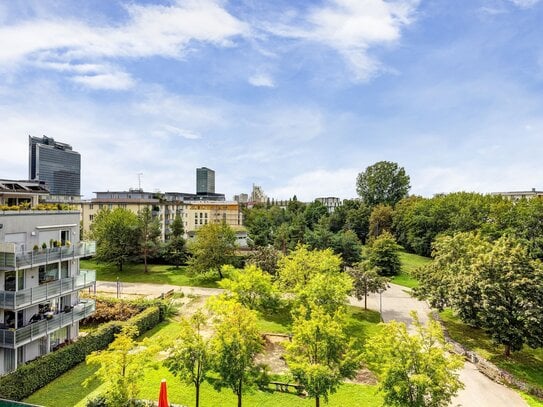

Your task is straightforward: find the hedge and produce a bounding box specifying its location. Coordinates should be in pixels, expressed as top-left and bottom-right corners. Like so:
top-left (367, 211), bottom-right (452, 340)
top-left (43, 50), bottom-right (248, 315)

top-left (0, 305), bottom-right (164, 401)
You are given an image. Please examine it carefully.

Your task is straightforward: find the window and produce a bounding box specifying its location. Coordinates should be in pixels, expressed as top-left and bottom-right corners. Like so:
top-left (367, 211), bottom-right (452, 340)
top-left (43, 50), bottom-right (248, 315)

top-left (89, 204), bottom-right (94, 210)
top-left (89, 214), bottom-right (94, 221)
top-left (98, 204), bottom-right (103, 209)
top-left (4, 349), bottom-right (15, 373)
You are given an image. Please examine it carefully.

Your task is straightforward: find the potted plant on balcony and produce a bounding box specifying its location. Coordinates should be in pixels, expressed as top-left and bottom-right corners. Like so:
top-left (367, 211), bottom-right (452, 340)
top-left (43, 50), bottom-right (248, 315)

top-left (41, 242), bottom-right (47, 250)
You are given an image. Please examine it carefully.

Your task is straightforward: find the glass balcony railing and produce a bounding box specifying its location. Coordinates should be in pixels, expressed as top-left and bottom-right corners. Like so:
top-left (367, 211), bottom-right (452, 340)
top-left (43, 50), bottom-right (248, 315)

top-left (0, 270), bottom-right (96, 310)
top-left (0, 299), bottom-right (95, 349)
top-left (0, 241), bottom-right (96, 270)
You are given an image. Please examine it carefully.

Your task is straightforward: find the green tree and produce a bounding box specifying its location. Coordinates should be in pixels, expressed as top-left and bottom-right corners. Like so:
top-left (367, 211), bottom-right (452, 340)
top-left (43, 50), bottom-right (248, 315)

top-left (246, 245), bottom-right (281, 276)
top-left (85, 325), bottom-right (157, 406)
top-left (304, 201), bottom-right (329, 230)
top-left (368, 204), bottom-right (394, 239)
top-left (187, 222), bottom-right (237, 279)
top-left (364, 313), bottom-right (464, 407)
top-left (277, 245), bottom-right (342, 294)
top-left (296, 272), bottom-right (352, 317)
top-left (163, 216), bottom-right (187, 268)
top-left (356, 161), bottom-right (410, 207)
top-left (286, 305), bottom-right (360, 407)
top-left (244, 208), bottom-right (273, 247)
top-left (331, 229), bottom-right (362, 268)
top-left (273, 223), bottom-right (290, 254)
top-left (137, 206), bottom-right (161, 273)
top-left (165, 311), bottom-right (210, 407)
top-left (90, 207), bottom-right (140, 272)
top-left (366, 231), bottom-right (402, 276)
top-left (207, 298), bottom-right (265, 407)
top-left (219, 264), bottom-right (279, 311)
top-left (349, 261), bottom-right (389, 310)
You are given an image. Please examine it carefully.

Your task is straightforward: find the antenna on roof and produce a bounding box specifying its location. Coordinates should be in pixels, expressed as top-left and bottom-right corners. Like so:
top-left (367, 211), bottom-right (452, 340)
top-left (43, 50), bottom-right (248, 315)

top-left (137, 172), bottom-right (143, 191)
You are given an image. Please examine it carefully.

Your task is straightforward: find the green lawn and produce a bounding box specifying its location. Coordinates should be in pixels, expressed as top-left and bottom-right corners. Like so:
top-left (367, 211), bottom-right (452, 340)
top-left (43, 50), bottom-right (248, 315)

top-left (391, 251), bottom-right (431, 288)
top-left (81, 259), bottom-right (221, 288)
top-left (440, 309), bottom-right (543, 395)
top-left (26, 305), bottom-right (384, 407)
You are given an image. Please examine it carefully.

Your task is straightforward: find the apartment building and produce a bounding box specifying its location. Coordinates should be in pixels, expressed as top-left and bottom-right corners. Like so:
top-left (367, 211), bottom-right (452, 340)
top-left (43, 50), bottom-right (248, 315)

top-left (315, 197), bottom-right (342, 213)
top-left (0, 180), bottom-right (96, 374)
top-left (491, 188), bottom-right (543, 201)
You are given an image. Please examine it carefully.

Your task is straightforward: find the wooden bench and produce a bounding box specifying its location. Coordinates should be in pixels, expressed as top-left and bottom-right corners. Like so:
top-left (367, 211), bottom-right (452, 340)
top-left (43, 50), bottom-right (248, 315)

top-left (269, 381), bottom-right (305, 395)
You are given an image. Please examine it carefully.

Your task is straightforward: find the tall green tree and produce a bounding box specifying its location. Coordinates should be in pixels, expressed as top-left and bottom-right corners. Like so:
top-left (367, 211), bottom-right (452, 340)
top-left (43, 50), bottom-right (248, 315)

top-left (90, 207), bottom-right (140, 271)
top-left (356, 161), bottom-right (410, 207)
top-left (208, 298), bottom-right (265, 407)
top-left (296, 272), bottom-right (353, 317)
top-left (286, 305), bottom-right (360, 407)
top-left (349, 261), bottom-right (389, 310)
top-left (364, 313), bottom-right (464, 407)
top-left (187, 222), bottom-right (237, 279)
top-left (331, 229), bottom-right (362, 267)
top-left (246, 245), bottom-right (281, 276)
top-left (137, 206), bottom-right (161, 273)
top-left (163, 216), bottom-right (187, 268)
top-left (165, 311), bottom-right (210, 407)
top-left (368, 204), bottom-right (394, 239)
top-left (366, 231), bottom-right (402, 277)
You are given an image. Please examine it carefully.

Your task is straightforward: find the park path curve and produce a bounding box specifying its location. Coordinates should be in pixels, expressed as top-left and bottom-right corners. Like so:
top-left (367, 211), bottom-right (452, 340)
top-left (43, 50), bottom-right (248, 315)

top-left (94, 280), bottom-right (528, 406)
top-left (353, 283), bottom-right (527, 407)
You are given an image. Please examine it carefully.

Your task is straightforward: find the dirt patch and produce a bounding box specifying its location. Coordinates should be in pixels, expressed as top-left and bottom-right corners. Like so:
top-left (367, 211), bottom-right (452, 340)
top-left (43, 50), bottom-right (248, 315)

top-left (255, 334), bottom-right (290, 375)
top-left (347, 368), bottom-right (378, 385)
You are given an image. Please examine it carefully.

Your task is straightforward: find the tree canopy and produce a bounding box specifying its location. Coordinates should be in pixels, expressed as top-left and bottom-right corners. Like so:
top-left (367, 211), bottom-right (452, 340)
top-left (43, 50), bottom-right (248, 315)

top-left (356, 161), bottom-right (410, 207)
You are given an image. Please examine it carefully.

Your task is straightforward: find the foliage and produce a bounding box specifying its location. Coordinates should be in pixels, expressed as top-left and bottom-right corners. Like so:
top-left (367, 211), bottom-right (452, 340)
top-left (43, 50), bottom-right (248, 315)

top-left (276, 245), bottom-right (342, 294)
top-left (356, 161), bottom-right (410, 207)
top-left (81, 297), bottom-right (143, 324)
top-left (364, 313), bottom-right (464, 407)
top-left (246, 245), bottom-right (282, 276)
top-left (349, 261), bottom-right (389, 310)
top-left (219, 264), bottom-right (280, 311)
top-left (162, 216), bottom-right (187, 268)
top-left (365, 231), bottom-right (402, 276)
top-left (286, 305), bottom-right (361, 407)
top-left (85, 325), bottom-right (159, 406)
top-left (90, 207), bottom-right (141, 272)
top-left (296, 272), bottom-right (353, 317)
top-left (415, 233), bottom-right (543, 356)
top-left (207, 298), bottom-right (265, 407)
top-left (137, 206), bottom-right (162, 273)
top-left (187, 222), bottom-right (237, 279)
top-left (164, 311), bottom-right (210, 407)
top-left (368, 204), bottom-right (393, 239)
top-left (331, 229), bottom-right (362, 267)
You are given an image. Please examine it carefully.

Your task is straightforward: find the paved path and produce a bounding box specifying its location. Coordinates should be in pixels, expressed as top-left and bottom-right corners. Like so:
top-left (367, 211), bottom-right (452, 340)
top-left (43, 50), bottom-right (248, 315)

top-left (353, 284), bottom-right (527, 407)
top-left (94, 280), bottom-right (528, 406)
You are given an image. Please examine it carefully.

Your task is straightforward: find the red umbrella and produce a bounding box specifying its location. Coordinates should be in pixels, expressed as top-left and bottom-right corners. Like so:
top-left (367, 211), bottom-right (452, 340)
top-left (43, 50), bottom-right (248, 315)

top-left (158, 379), bottom-right (169, 407)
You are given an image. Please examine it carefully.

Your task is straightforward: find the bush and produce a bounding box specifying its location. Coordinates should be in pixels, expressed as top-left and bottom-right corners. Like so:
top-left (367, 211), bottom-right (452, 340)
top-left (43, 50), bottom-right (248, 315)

top-left (0, 305), bottom-right (164, 401)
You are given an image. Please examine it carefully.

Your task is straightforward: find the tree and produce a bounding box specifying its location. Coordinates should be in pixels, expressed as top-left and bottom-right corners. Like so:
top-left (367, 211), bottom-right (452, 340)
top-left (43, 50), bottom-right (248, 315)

top-left (304, 201), bottom-right (329, 230)
top-left (244, 208), bottom-right (272, 247)
top-left (331, 229), bottom-right (362, 268)
top-left (368, 204), bottom-right (394, 239)
top-left (90, 207), bottom-right (140, 271)
top-left (277, 245), bottom-right (342, 294)
top-left (246, 246), bottom-right (281, 276)
top-left (163, 216), bottom-right (187, 268)
top-left (286, 305), bottom-right (360, 407)
top-left (187, 222), bottom-right (237, 279)
top-left (165, 311), bottom-right (210, 407)
top-left (296, 272), bottom-right (352, 317)
top-left (137, 206), bottom-right (161, 273)
top-left (207, 298), bottom-right (265, 407)
top-left (366, 231), bottom-right (402, 276)
top-left (85, 325), bottom-right (157, 406)
top-left (356, 161), bottom-right (410, 207)
top-left (349, 261), bottom-right (389, 310)
top-left (364, 313), bottom-right (464, 407)
top-left (219, 264), bottom-right (279, 311)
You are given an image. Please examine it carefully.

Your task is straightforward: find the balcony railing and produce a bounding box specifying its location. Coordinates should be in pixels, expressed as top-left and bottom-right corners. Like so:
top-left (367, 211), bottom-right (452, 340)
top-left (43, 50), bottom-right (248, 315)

top-left (0, 241), bottom-right (96, 270)
top-left (0, 299), bottom-right (95, 349)
top-left (0, 270), bottom-right (96, 310)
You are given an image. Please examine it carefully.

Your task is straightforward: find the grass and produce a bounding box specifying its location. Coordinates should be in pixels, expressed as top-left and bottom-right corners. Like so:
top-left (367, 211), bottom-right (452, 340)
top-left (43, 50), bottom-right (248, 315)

top-left (26, 304), bottom-right (384, 407)
top-left (81, 259), bottom-right (221, 288)
top-left (440, 309), bottom-right (543, 394)
top-left (391, 251), bottom-right (432, 288)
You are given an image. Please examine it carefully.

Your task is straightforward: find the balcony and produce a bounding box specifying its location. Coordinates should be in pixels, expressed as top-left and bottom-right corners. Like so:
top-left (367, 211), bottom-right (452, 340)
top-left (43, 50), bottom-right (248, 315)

top-left (0, 299), bottom-right (95, 349)
top-left (0, 241), bottom-right (96, 270)
top-left (0, 270), bottom-right (96, 310)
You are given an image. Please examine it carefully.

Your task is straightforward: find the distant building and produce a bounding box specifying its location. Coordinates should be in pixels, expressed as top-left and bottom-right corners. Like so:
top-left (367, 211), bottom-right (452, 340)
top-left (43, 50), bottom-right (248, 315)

top-left (250, 184), bottom-right (267, 205)
top-left (491, 188), bottom-right (543, 201)
top-left (0, 179), bottom-right (96, 374)
top-left (315, 197), bottom-right (342, 213)
top-left (196, 167), bottom-right (215, 194)
top-left (28, 136), bottom-right (81, 201)
top-left (234, 193), bottom-right (248, 204)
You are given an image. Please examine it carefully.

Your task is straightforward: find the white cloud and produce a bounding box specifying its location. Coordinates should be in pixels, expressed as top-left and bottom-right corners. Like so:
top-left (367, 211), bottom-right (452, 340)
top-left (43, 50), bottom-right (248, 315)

top-left (161, 125), bottom-right (201, 140)
top-left (71, 71), bottom-right (135, 90)
top-left (0, 0), bottom-right (247, 88)
top-left (264, 0), bottom-right (419, 81)
top-left (248, 73), bottom-right (275, 87)
top-left (508, 0), bottom-right (541, 8)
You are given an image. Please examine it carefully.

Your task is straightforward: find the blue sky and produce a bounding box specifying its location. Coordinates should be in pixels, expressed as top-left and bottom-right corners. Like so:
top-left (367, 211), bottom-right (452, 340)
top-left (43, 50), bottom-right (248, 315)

top-left (0, 0), bottom-right (542, 200)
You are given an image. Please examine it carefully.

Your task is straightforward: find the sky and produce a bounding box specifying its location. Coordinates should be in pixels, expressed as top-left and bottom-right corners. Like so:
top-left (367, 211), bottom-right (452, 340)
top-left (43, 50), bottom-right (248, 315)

top-left (0, 0), bottom-right (542, 201)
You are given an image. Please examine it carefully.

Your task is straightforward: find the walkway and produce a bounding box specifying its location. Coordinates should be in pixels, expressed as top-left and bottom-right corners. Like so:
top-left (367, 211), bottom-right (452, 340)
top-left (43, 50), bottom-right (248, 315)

top-left (94, 280), bottom-right (528, 406)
